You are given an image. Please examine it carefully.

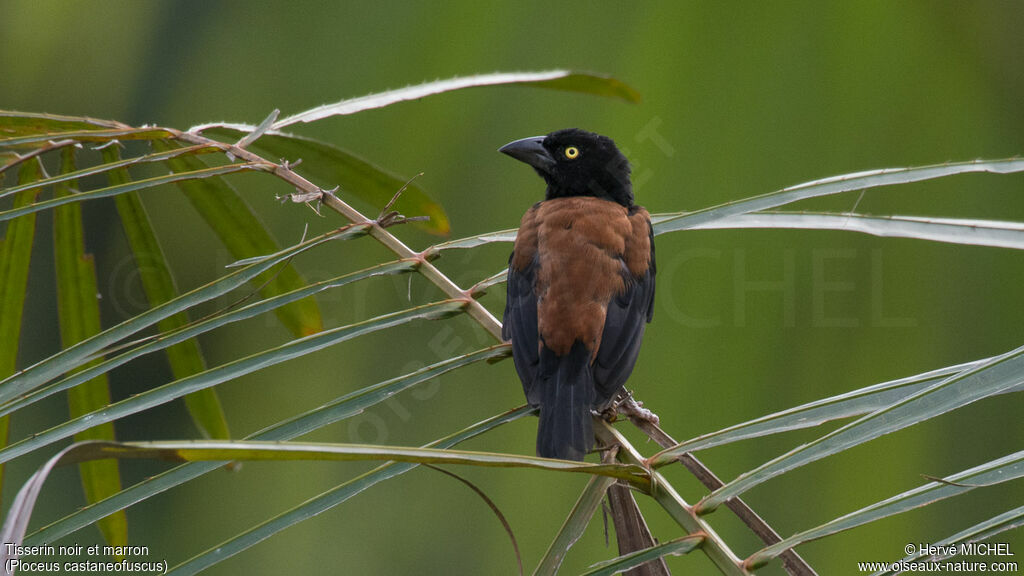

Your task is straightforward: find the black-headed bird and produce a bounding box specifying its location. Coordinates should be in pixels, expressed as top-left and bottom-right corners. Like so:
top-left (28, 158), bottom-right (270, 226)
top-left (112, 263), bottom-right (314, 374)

top-left (500, 128), bottom-right (656, 461)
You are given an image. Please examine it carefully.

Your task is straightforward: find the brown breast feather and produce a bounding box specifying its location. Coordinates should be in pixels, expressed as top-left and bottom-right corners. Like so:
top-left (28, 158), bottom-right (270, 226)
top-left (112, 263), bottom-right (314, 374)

top-left (511, 197), bottom-right (651, 357)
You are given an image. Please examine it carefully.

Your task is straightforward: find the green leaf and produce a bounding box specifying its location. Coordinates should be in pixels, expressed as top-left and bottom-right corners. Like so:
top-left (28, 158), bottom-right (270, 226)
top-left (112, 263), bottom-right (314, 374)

top-left (653, 159), bottom-right (1024, 232)
top-left (0, 127), bottom-right (175, 149)
top-left (580, 536), bottom-right (704, 576)
top-left (445, 216), bottom-right (1024, 298)
top-left (651, 357), bottom-right (994, 459)
top-left (104, 146), bottom-right (229, 440)
top-left (428, 206), bottom-right (1024, 254)
top-left (0, 110), bottom-right (126, 136)
top-left (653, 211), bottom-right (1024, 250)
top-left (165, 406), bottom-right (535, 576)
top-left (746, 449), bottom-right (1024, 568)
top-left (0, 158), bottom-right (44, 498)
top-left (1, 142), bottom-right (79, 177)
top-left (525, 72), bottom-right (643, 104)
top-left (26, 346), bottom-right (511, 546)
top-left (233, 108), bottom-right (279, 150)
top-left (1, 260), bottom-right (417, 419)
top-left (429, 228), bottom-right (518, 253)
top-left (244, 343), bottom-right (510, 441)
top-left (0, 224), bottom-right (365, 406)
top-left (0, 300), bottom-right (467, 464)
top-left (426, 156), bottom-right (1024, 253)
top-left (52, 147), bottom-right (126, 550)
top-left (151, 139), bottom-right (322, 337)
top-left (873, 505), bottom-right (1024, 575)
top-left (61, 441), bottom-right (648, 483)
top-left (0, 151), bottom-right (19, 170)
top-left (2, 444), bottom-right (83, 566)
top-left (694, 343), bottom-right (1024, 514)
top-left (469, 269), bottom-right (508, 297)
top-left (0, 161), bottom-right (257, 223)
top-left (0, 143), bottom-right (218, 202)
top-left (534, 475), bottom-right (617, 576)
top-left (198, 126), bottom-right (450, 236)
top-left (266, 71), bottom-right (640, 128)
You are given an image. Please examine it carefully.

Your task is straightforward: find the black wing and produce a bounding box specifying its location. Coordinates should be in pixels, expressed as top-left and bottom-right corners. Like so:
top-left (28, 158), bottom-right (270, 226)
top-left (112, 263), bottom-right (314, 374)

top-left (503, 251), bottom-right (541, 406)
top-left (592, 224), bottom-right (656, 406)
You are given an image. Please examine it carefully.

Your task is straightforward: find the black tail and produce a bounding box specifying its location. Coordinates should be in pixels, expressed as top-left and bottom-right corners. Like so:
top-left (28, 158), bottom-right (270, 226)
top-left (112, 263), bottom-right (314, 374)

top-left (536, 341), bottom-right (596, 461)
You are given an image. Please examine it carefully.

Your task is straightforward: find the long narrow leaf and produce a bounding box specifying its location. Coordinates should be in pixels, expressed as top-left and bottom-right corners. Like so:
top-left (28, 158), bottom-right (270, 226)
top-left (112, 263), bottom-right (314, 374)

top-left (105, 147), bottom-right (229, 440)
top-left (469, 269), bottom-right (508, 296)
top-left (0, 223), bottom-right (368, 406)
top-left (425, 208), bottom-right (1024, 255)
top-left (653, 159), bottom-right (1024, 232)
top-left (244, 344), bottom-right (510, 441)
top-left (581, 536), bottom-right (705, 576)
top-left (872, 505), bottom-right (1024, 575)
top-left (152, 139), bottom-right (322, 337)
top-left (654, 212), bottom-right (1024, 250)
top-left (0, 143), bottom-right (217, 201)
top-left (0, 110), bottom-right (126, 135)
top-left (0, 151), bottom-right (18, 169)
top-left (197, 127), bottom-right (450, 236)
top-left (0, 158), bottom-right (44, 495)
top-left (61, 441), bottom-right (647, 482)
top-left (1, 444), bottom-right (84, 567)
top-left (693, 344), bottom-right (1024, 513)
top-left (0, 260), bottom-right (416, 419)
top-left (534, 475), bottom-right (617, 576)
top-left (0, 127), bottom-right (174, 148)
top-left (52, 148), bottom-right (126, 548)
top-left (26, 345), bottom-right (511, 545)
top-left (0, 300), bottom-right (467, 464)
top-left (0, 140), bottom-right (78, 176)
top-left (167, 405), bottom-right (532, 576)
top-left (268, 71), bottom-right (640, 128)
top-left (429, 228), bottom-right (518, 252)
top-left (233, 109), bottom-right (279, 150)
top-left (745, 449), bottom-right (1024, 568)
top-left (0, 162), bottom-right (258, 223)
top-left (653, 357), bottom-right (994, 458)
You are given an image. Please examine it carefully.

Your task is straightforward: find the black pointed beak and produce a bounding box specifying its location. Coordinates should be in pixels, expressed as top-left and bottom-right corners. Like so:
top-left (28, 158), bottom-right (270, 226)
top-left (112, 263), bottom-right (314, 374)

top-left (499, 136), bottom-right (555, 174)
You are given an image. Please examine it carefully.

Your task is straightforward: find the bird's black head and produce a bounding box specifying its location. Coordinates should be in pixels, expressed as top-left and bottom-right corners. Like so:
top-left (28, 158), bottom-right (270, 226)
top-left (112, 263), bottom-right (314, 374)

top-left (499, 128), bottom-right (633, 207)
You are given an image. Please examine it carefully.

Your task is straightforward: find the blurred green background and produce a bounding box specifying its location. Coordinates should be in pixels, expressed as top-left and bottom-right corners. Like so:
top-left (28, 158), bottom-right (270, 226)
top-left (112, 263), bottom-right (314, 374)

top-left (3, 1), bottom-right (1023, 574)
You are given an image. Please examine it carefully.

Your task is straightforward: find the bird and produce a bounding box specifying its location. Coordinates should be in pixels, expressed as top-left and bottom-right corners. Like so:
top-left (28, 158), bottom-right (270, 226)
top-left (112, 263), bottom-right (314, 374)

top-left (500, 128), bottom-right (656, 461)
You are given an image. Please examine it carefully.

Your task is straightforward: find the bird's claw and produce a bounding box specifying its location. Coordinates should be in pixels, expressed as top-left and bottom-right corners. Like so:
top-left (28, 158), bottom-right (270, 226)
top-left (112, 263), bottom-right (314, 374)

top-left (614, 390), bottom-right (660, 425)
top-left (596, 405), bottom-right (619, 423)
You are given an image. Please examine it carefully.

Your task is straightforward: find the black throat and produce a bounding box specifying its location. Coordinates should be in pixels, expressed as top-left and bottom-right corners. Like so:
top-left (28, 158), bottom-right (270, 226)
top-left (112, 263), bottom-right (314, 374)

top-left (543, 174), bottom-right (634, 207)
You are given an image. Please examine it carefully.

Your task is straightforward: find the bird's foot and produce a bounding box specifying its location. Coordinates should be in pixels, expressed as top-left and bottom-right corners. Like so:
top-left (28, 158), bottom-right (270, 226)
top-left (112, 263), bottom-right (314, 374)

top-left (596, 405), bottom-right (620, 423)
top-left (615, 390), bottom-right (660, 426)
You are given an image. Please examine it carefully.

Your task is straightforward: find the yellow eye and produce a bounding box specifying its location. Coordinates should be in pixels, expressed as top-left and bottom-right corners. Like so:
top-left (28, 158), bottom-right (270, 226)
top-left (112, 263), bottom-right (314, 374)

top-left (564, 146), bottom-right (579, 159)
